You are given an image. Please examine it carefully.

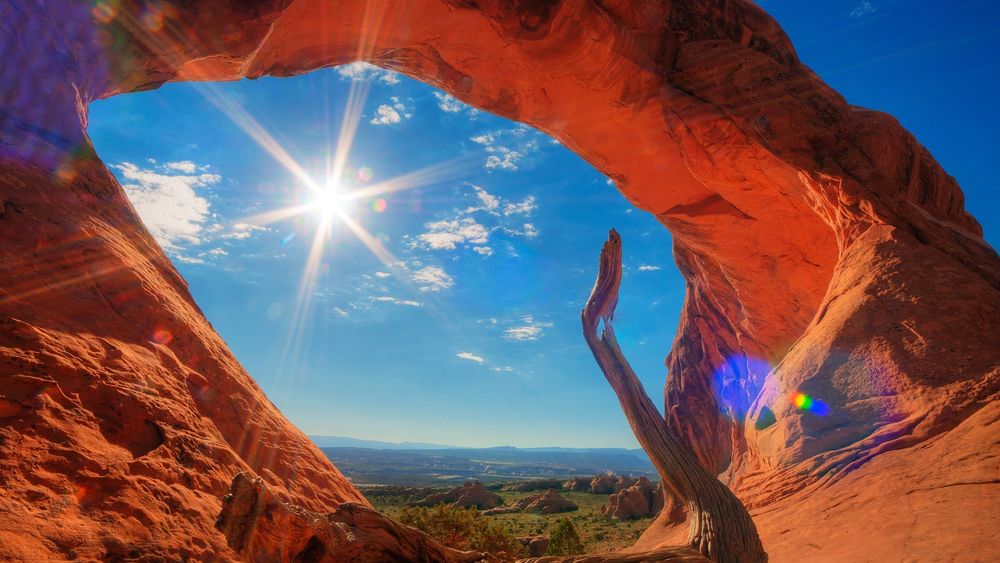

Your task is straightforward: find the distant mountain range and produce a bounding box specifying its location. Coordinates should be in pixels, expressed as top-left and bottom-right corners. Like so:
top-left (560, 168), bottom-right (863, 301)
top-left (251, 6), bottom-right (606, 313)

top-left (309, 435), bottom-right (655, 486)
top-left (308, 435), bottom-right (646, 455)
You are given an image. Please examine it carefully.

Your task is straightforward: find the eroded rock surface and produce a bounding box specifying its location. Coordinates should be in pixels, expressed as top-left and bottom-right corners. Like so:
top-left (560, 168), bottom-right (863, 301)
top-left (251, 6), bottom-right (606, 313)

top-left (603, 478), bottom-right (664, 520)
top-left (1, 0), bottom-right (997, 560)
top-left (217, 473), bottom-right (492, 563)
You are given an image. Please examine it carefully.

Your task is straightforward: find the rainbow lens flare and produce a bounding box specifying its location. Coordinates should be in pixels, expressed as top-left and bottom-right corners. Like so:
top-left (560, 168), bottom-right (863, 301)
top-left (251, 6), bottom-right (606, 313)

top-left (791, 392), bottom-right (829, 415)
top-left (372, 198), bottom-right (387, 212)
top-left (357, 166), bottom-right (373, 182)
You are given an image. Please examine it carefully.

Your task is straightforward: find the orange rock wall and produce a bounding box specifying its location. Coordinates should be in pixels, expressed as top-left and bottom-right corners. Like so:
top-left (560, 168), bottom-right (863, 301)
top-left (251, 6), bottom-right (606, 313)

top-left (1, 0), bottom-right (997, 560)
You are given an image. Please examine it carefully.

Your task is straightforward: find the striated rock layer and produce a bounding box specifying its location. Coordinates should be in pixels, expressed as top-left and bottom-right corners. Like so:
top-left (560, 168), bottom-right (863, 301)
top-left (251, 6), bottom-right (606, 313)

top-left (0, 0), bottom-right (997, 560)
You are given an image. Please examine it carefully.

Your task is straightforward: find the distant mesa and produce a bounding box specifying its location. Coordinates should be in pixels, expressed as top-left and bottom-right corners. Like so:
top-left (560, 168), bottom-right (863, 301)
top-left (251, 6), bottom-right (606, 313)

top-left (411, 480), bottom-right (502, 509)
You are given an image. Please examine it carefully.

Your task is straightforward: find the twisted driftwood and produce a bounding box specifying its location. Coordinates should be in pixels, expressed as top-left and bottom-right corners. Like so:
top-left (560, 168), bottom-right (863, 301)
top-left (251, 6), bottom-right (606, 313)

top-left (581, 229), bottom-right (767, 563)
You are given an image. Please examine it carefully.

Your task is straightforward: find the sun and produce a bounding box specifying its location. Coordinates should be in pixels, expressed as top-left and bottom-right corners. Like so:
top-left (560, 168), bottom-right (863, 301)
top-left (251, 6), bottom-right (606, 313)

top-left (314, 180), bottom-right (348, 219)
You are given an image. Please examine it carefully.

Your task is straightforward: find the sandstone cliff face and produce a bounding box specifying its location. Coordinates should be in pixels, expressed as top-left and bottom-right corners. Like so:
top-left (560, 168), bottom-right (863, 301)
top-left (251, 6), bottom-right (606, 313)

top-left (1, 0), bottom-right (997, 561)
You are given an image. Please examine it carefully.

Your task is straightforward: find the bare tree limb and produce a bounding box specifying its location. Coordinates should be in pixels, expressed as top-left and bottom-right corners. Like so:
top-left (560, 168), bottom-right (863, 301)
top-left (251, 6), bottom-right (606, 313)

top-left (581, 229), bottom-right (767, 563)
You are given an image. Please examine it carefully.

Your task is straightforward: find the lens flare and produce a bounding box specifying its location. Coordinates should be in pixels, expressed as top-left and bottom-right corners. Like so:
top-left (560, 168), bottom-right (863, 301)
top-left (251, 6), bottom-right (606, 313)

top-left (372, 198), bottom-right (387, 212)
top-left (357, 166), bottom-right (373, 182)
top-left (791, 392), bottom-right (829, 415)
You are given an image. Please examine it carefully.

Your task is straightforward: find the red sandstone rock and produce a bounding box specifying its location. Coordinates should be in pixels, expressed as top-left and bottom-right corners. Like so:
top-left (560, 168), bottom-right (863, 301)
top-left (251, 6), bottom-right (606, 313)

top-left (562, 477), bottom-right (591, 492)
top-left (517, 535), bottom-right (551, 557)
top-left (589, 474), bottom-right (617, 494)
top-left (413, 481), bottom-right (503, 510)
top-left (216, 473), bottom-right (493, 563)
top-left (604, 477), bottom-right (661, 520)
top-left (0, 0), bottom-right (997, 560)
top-left (521, 489), bottom-right (578, 514)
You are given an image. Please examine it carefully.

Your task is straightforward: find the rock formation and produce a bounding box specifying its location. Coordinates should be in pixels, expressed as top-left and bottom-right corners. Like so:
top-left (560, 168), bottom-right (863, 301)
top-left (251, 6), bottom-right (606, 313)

top-left (216, 473), bottom-right (492, 563)
top-left (522, 490), bottom-right (578, 514)
top-left (562, 477), bottom-right (591, 492)
top-left (604, 478), bottom-right (664, 520)
top-left (413, 481), bottom-right (503, 510)
top-left (589, 474), bottom-right (617, 494)
top-left (483, 489), bottom-right (577, 516)
top-left (1, 0), bottom-right (997, 561)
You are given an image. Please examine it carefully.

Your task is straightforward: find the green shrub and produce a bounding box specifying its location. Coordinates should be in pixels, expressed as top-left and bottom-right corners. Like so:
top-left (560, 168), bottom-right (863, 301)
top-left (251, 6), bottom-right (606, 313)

top-left (398, 505), bottom-right (522, 560)
top-left (546, 517), bottom-right (584, 556)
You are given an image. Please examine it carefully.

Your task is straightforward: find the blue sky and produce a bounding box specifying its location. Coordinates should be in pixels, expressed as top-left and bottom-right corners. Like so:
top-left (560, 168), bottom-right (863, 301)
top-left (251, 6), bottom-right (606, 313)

top-left (86, 0), bottom-right (999, 448)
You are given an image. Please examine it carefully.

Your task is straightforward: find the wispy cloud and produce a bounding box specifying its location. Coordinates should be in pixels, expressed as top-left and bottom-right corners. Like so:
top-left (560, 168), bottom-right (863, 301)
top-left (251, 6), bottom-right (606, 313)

top-left (470, 125), bottom-right (541, 171)
top-left (503, 195), bottom-right (536, 216)
top-left (416, 217), bottom-right (490, 250)
top-left (370, 96), bottom-right (413, 125)
top-left (373, 296), bottom-right (423, 307)
top-left (465, 185), bottom-right (501, 215)
top-left (115, 161), bottom-right (218, 250)
top-left (850, 1), bottom-right (875, 17)
top-left (503, 315), bottom-right (553, 341)
top-left (411, 266), bottom-right (454, 292)
top-left (638, 265), bottom-right (661, 271)
top-left (433, 92), bottom-right (479, 118)
top-left (223, 222), bottom-right (270, 240)
top-left (457, 352), bottom-right (485, 363)
top-left (336, 62), bottom-right (400, 85)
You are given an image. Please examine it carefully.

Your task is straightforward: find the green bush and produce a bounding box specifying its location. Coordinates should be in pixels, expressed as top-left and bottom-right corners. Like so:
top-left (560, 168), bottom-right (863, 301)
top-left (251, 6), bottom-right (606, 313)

top-left (398, 505), bottom-right (521, 560)
top-left (546, 517), bottom-right (584, 556)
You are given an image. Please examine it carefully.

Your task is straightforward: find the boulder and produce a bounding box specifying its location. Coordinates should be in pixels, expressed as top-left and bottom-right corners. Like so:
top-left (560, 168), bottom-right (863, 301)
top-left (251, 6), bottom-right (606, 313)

top-left (603, 477), bottom-right (661, 520)
top-left (517, 535), bottom-right (550, 557)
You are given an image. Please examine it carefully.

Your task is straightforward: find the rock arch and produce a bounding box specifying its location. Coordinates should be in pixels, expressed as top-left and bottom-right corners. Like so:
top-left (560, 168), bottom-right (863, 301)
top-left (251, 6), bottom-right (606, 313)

top-left (1, 0), bottom-right (997, 560)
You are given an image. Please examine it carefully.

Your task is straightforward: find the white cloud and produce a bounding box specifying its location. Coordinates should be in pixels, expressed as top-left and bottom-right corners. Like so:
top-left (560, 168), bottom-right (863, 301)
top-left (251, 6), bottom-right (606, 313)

top-left (433, 92), bottom-right (463, 113)
top-left (417, 217), bottom-right (490, 250)
top-left (162, 160), bottom-right (198, 173)
top-left (205, 247), bottom-right (228, 257)
top-left (412, 266), bottom-right (454, 292)
top-left (485, 148), bottom-right (522, 170)
top-left (503, 195), bottom-right (536, 216)
top-left (465, 185), bottom-right (500, 215)
top-left (333, 307), bottom-right (349, 317)
top-left (638, 265), bottom-right (661, 271)
top-left (375, 271), bottom-right (391, 278)
top-left (504, 223), bottom-right (539, 239)
top-left (503, 316), bottom-right (553, 341)
top-left (473, 246), bottom-right (494, 256)
top-left (224, 222), bottom-right (270, 240)
top-left (370, 96), bottom-right (412, 125)
top-left (850, 1), bottom-right (875, 17)
top-left (373, 296), bottom-right (423, 307)
top-left (470, 127), bottom-right (541, 172)
top-left (491, 366), bottom-right (513, 373)
top-left (116, 161), bottom-right (219, 250)
top-left (370, 105), bottom-right (401, 125)
top-left (457, 352), bottom-right (485, 363)
top-left (336, 62), bottom-right (400, 85)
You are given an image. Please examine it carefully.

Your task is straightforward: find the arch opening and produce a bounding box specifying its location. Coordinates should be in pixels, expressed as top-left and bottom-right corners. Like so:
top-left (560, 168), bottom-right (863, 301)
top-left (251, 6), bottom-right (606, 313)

top-left (1, 1), bottom-right (997, 561)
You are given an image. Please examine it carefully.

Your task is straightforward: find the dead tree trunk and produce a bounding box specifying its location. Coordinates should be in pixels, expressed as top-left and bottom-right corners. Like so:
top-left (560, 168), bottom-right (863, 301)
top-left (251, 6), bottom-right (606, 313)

top-left (581, 229), bottom-right (767, 563)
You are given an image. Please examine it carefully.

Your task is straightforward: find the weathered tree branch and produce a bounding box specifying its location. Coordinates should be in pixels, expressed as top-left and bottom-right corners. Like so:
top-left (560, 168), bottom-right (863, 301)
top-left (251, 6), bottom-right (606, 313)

top-left (581, 229), bottom-right (767, 563)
